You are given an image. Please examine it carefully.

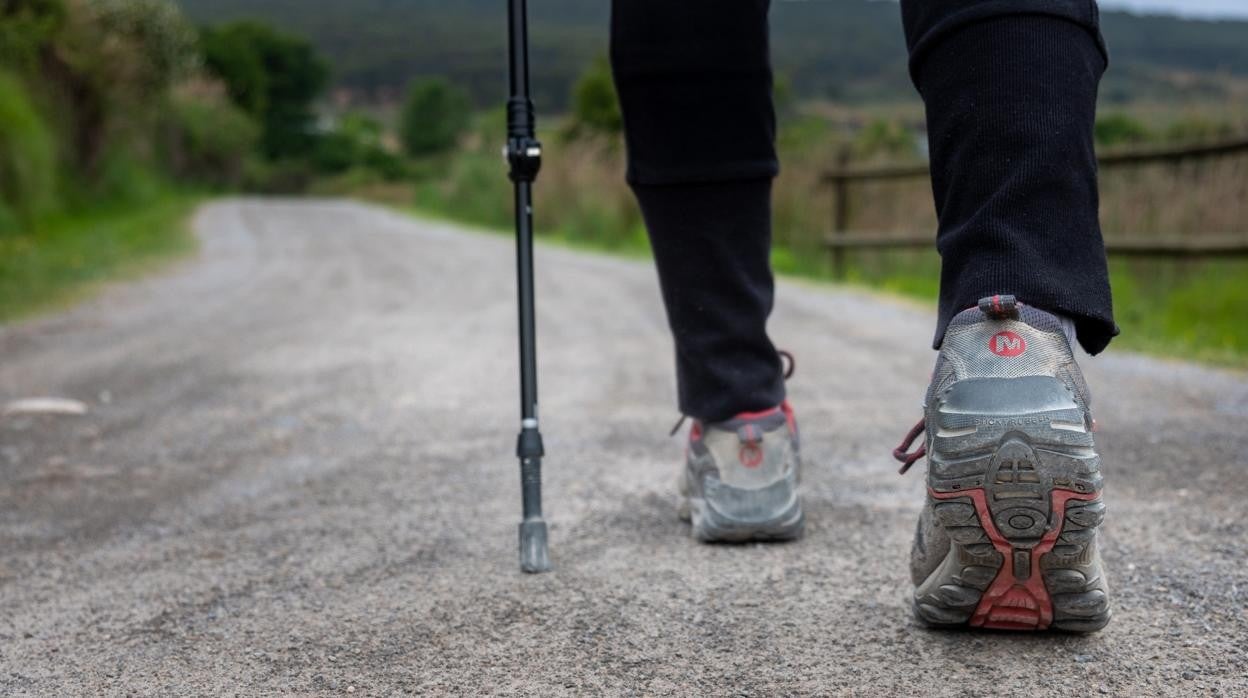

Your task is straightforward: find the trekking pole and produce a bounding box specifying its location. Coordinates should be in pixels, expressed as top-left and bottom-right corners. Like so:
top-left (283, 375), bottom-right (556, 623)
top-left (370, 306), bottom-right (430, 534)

top-left (504, 0), bottom-right (550, 573)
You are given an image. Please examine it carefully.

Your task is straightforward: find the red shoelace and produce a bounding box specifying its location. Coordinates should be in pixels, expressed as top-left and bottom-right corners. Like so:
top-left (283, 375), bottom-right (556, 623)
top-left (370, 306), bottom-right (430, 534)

top-left (893, 418), bottom-right (926, 475)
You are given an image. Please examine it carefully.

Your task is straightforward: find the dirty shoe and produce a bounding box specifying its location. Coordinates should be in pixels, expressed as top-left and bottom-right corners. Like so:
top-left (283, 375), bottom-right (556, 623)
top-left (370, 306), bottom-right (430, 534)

top-left (678, 401), bottom-right (803, 542)
top-left (897, 295), bottom-right (1110, 631)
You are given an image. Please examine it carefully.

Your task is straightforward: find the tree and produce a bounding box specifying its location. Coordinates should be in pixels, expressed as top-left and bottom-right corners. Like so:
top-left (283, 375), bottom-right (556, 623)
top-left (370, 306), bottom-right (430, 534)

top-left (84, 0), bottom-right (199, 95)
top-left (200, 21), bottom-right (329, 159)
top-left (3, 0), bottom-right (202, 171)
top-left (570, 55), bottom-right (621, 135)
top-left (399, 78), bottom-right (471, 157)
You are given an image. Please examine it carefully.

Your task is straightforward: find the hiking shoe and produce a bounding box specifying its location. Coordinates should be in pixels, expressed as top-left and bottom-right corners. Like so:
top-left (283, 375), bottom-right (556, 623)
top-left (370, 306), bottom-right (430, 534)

top-left (897, 295), bottom-right (1110, 631)
top-left (677, 400), bottom-right (804, 542)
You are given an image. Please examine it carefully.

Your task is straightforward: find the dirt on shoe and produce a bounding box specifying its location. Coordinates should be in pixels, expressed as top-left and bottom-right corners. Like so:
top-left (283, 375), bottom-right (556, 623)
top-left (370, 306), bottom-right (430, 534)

top-left (903, 296), bottom-right (1110, 632)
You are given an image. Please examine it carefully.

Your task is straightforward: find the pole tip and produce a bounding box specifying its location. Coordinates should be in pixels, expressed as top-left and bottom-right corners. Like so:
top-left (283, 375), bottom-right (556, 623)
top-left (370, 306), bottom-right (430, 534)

top-left (518, 519), bottom-right (551, 573)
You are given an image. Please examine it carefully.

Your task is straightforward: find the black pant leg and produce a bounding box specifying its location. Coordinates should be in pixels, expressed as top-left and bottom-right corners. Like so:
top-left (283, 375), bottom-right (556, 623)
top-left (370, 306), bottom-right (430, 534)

top-left (611, 0), bottom-right (784, 422)
top-left (900, 0), bottom-right (1119, 354)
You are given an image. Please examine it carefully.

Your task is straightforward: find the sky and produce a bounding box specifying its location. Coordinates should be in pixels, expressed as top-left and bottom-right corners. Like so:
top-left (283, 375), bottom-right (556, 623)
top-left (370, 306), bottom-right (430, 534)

top-left (1095, 0), bottom-right (1248, 19)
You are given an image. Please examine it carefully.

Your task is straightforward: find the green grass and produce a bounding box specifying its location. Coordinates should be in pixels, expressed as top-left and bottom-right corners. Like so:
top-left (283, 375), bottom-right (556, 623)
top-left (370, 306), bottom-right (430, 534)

top-left (798, 251), bottom-right (1248, 370)
top-left (1108, 258), bottom-right (1248, 367)
top-left (778, 247), bottom-right (1248, 369)
top-left (0, 196), bottom-right (200, 323)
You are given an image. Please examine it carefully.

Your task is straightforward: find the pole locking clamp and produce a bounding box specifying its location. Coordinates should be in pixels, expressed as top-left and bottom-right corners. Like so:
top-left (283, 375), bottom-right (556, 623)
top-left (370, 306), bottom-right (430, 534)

top-left (505, 136), bottom-right (543, 183)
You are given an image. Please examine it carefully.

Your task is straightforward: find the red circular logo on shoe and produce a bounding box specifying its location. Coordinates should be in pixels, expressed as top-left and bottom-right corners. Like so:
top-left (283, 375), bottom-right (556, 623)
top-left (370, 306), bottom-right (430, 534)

top-left (739, 443), bottom-right (764, 468)
top-left (989, 331), bottom-right (1026, 357)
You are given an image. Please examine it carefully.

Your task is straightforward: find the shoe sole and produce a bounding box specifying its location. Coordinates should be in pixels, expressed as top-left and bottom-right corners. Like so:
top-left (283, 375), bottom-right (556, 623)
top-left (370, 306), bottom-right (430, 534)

top-left (682, 472), bottom-right (804, 543)
top-left (914, 376), bottom-right (1110, 632)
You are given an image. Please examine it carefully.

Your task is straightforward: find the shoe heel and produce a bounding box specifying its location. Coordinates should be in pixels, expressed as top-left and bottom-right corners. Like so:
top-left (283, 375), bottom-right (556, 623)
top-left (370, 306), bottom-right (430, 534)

top-left (915, 376), bottom-right (1110, 631)
top-left (689, 473), bottom-right (804, 543)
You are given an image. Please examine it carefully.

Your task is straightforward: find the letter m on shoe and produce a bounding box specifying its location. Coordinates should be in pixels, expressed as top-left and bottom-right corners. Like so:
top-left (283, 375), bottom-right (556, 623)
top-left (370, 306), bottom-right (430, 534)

top-left (990, 331), bottom-right (1026, 357)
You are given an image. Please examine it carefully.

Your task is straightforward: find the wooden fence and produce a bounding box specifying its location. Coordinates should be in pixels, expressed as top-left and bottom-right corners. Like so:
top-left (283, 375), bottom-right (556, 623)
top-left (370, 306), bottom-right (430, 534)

top-left (821, 136), bottom-right (1248, 278)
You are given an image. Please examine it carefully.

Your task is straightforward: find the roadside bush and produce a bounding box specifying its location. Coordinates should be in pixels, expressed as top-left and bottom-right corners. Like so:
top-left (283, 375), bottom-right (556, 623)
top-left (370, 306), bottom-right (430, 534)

top-left (91, 148), bottom-right (164, 206)
top-left (0, 0), bottom-right (67, 72)
top-left (167, 80), bottom-right (260, 186)
top-left (0, 202), bottom-right (19, 236)
top-left (569, 55), bottom-right (621, 136)
top-left (311, 131), bottom-right (358, 174)
top-left (399, 78), bottom-right (471, 156)
top-left (1095, 113), bottom-right (1152, 146)
top-left (0, 70), bottom-right (57, 232)
top-left (241, 157), bottom-right (315, 194)
top-left (360, 146), bottom-right (407, 181)
top-left (854, 118), bottom-right (916, 158)
top-left (310, 112), bottom-right (408, 180)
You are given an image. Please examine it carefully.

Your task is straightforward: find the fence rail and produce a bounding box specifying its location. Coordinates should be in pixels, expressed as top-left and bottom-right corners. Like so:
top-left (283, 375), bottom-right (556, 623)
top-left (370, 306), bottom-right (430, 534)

top-left (821, 137), bottom-right (1248, 276)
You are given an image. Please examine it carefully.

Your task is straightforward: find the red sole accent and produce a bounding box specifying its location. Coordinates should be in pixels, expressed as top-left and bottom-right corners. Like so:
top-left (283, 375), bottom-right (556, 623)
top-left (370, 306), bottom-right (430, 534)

top-left (929, 486), bottom-right (1099, 630)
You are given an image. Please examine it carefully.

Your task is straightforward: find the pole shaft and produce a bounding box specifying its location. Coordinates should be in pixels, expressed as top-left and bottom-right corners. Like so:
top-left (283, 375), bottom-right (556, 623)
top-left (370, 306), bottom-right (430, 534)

top-left (508, 0), bottom-right (530, 105)
top-left (514, 182), bottom-right (538, 422)
top-left (506, 0), bottom-right (548, 570)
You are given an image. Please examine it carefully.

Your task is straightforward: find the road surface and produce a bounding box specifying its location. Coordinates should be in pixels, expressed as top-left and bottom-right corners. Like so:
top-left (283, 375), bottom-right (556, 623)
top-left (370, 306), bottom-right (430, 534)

top-left (1, 199), bottom-right (1245, 695)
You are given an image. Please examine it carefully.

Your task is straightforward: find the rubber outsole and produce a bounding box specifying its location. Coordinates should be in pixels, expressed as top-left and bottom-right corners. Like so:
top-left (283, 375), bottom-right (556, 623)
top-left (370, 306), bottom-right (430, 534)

top-left (681, 473), bottom-right (804, 543)
top-left (689, 495), bottom-right (804, 543)
top-left (914, 377), bottom-right (1111, 632)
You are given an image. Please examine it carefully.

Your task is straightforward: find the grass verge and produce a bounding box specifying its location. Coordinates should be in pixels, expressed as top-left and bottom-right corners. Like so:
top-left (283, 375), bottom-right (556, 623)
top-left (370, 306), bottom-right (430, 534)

top-left (778, 247), bottom-right (1248, 369)
top-left (0, 196), bottom-right (200, 323)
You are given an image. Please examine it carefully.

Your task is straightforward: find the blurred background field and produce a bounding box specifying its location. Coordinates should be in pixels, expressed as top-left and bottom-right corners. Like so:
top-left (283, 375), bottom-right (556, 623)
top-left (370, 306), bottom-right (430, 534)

top-left (1, 0), bottom-right (1246, 365)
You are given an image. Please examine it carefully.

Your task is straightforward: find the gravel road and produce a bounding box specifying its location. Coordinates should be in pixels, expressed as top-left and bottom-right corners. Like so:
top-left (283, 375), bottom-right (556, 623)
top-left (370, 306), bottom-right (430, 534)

top-left (1, 199), bottom-right (1245, 695)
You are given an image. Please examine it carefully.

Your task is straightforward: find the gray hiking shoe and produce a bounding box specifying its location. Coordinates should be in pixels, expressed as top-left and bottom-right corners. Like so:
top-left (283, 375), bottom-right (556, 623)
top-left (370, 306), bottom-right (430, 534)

top-left (677, 400), bottom-right (804, 542)
top-left (896, 295), bottom-right (1110, 632)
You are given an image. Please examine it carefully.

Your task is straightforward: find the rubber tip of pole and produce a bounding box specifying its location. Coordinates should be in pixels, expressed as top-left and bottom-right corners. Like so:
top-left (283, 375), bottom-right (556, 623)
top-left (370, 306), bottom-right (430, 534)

top-left (518, 519), bottom-right (551, 573)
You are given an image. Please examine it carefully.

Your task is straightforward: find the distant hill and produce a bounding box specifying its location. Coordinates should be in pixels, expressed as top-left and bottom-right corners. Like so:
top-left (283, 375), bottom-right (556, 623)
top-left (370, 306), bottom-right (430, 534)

top-left (176, 0), bottom-right (1248, 109)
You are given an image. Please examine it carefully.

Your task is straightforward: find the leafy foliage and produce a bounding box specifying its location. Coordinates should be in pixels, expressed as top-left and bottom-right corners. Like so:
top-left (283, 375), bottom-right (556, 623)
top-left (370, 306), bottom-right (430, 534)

top-left (79, 0), bottom-right (199, 94)
top-left (0, 70), bottom-right (57, 232)
top-left (15, 0), bottom-right (202, 170)
top-left (200, 21), bottom-right (329, 158)
top-left (571, 56), bottom-right (621, 135)
top-left (0, 0), bottom-right (272, 226)
top-left (318, 113), bottom-right (407, 179)
top-left (1095, 113), bottom-right (1153, 146)
top-left (166, 79), bottom-right (260, 186)
top-left (0, 0), bottom-right (67, 71)
top-left (854, 119), bottom-right (917, 158)
top-left (399, 78), bottom-right (471, 156)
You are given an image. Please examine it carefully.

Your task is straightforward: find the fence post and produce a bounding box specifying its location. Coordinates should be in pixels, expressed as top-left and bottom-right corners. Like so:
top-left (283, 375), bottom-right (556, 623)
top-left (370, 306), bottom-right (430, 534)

top-left (831, 148), bottom-right (850, 280)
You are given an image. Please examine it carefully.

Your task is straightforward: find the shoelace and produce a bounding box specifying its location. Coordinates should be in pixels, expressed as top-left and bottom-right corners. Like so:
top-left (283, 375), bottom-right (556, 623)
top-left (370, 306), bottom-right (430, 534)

top-left (668, 350), bottom-right (796, 437)
top-left (892, 418), bottom-right (926, 475)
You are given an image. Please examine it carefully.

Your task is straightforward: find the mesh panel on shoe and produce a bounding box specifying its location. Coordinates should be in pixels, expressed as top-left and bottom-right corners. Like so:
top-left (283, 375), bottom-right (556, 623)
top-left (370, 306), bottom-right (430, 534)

top-left (931, 303), bottom-right (1090, 409)
top-left (925, 353), bottom-right (957, 408)
top-left (940, 322), bottom-right (1069, 379)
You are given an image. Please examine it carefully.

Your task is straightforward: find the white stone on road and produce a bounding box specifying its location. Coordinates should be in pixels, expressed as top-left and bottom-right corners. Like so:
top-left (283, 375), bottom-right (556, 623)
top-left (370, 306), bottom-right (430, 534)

top-left (3, 397), bottom-right (89, 416)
